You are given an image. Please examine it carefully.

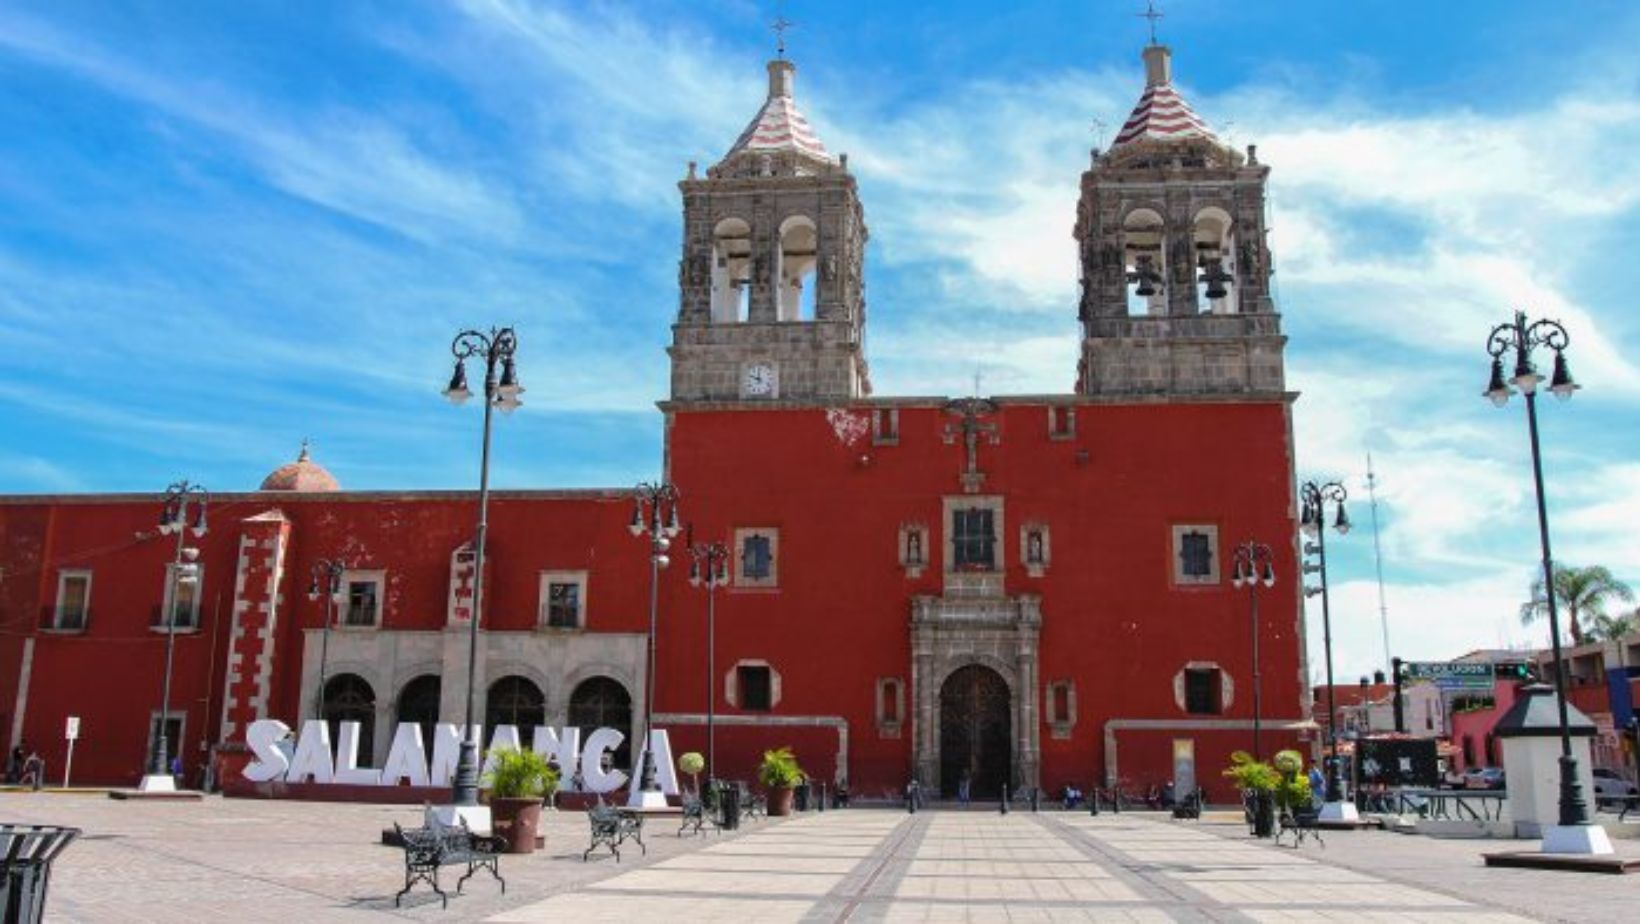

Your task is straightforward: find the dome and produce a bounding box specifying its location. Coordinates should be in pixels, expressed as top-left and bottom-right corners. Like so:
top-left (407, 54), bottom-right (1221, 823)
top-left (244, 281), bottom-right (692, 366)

top-left (259, 441), bottom-right (340, 492)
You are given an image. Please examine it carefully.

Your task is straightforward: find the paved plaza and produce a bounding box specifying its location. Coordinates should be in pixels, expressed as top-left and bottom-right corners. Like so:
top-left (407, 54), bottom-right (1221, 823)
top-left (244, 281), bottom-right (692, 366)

top-left (3, 793), bottom-right (1637, 922)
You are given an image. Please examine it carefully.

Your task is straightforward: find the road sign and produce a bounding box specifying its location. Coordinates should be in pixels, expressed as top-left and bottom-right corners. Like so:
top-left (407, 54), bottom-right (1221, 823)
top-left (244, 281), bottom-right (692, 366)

top-left (65, 716), bottom-right (80, 740)
top-left (1400, 662), bottom-right (1495, 691)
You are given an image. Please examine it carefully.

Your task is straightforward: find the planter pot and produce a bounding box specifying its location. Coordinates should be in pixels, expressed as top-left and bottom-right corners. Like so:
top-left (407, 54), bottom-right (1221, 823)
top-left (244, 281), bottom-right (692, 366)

top-left (1251, 791), bottom-right (1275, 839)
top-left (491, 797), bottom-right (543, 854)
top-left (767, 786), bottom-right (795, 816)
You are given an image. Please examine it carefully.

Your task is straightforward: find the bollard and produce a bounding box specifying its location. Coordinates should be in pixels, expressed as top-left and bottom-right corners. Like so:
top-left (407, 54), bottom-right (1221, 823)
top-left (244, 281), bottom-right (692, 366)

top-left (1090, 786), bottom-right (1099, 816)
top-left (1000, 780), bottom-right (1010, 815)
top-left (818, 783), bottom-right (826, 813)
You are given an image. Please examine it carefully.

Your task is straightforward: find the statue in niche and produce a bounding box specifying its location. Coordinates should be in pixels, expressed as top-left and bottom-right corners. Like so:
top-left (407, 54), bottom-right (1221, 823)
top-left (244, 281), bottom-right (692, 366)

top-left (905, 530), bottom-right (924, 567)
top-left (824, 254), bottom-right (837, 283)
top-left (1026, 531), bottom-right (1045, 565)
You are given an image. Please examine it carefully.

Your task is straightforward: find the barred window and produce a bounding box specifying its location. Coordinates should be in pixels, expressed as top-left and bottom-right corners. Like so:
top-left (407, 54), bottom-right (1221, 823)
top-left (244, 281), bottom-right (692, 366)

top-left (953, 508), bottom-right (995, 570)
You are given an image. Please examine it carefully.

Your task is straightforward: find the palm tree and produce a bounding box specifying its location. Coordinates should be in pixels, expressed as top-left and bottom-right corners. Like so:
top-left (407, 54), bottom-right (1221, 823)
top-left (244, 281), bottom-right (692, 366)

top-left (1519, 564), bottom-right (1635, 647)
top-left (1585, 612), bottom-right (1637, 643)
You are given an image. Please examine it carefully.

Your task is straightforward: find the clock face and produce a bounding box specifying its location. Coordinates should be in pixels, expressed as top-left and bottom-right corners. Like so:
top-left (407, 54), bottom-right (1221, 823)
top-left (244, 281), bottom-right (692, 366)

top-left (742, 363), bottom-right (777, 397)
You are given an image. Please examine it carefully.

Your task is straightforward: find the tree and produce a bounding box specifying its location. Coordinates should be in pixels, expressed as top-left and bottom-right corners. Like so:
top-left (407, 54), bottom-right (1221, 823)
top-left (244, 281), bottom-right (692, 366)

top-left (1585, 612), bottom-right (1637, 643)
top-left (1519, 564), bottom-right (1635, 647)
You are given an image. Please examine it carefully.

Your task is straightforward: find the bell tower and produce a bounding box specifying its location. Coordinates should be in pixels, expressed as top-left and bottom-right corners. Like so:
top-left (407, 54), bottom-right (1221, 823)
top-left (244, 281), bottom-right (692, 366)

top-left (669, 58), bottom-right (870, 404)
top-left (1074, 43), bottom-right (1285, 397)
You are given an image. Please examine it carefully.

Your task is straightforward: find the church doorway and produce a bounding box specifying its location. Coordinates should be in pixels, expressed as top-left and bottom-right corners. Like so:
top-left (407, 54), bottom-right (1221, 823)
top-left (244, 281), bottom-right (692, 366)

top-left (939, 664), bottom-right (1012, 799)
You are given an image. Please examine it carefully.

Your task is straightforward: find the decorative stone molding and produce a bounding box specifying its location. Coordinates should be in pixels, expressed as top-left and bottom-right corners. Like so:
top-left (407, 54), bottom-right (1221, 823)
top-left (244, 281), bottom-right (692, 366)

top-left (1170, 523), bottom-right (1220, 586)
top-left (725, 658), bottom-right (782, 710)
top-left (1046, 679), bottom-right (1077, 740)
top-left (1172, 661), bottom-right (1234, 714)
top-left (733, 527), bottom-right (780, 588)
top-left (875, 677), bottom-right (904, 738)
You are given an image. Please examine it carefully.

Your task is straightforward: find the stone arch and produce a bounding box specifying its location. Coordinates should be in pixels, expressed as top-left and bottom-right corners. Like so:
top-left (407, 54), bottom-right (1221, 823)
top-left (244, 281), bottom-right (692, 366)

top-left (776, 214), bottom-right (818, 321)
top-left (321, 672), bottom-right (377, 767)
top-left (938, 663), bottom-right (1013, 799)
top-left (395, 674), bottom-right (442, 760)
top-left (711, 217), bottom-right (753, 322)
top-left (568, 675), bottom-right (634, 776)
top-left (485, 674), bottom-right (547, 750)
top-left (1192, 205), bottom-right (1238, 315)
top-left (1121, 207), bottom-right (1167, 315)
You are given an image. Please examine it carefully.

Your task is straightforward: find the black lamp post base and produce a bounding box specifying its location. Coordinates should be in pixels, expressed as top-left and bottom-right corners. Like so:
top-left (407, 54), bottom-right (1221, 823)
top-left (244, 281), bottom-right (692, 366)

top-left (1556, 753), bottom-right (1592, 827)
top-left (451, 740), bottom-right (481, 807)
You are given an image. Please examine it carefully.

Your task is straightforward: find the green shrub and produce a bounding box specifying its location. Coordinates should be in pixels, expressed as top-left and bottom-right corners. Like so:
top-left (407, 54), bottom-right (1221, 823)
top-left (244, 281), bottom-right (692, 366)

top-left (1221, 751), bottom-right (1279, 792)
top-left (482, 747), bottom-right (559, 800)
top-left (758, 746), bottom-right (804, 789)
top-left (679, 752), bottom-right (706, 776)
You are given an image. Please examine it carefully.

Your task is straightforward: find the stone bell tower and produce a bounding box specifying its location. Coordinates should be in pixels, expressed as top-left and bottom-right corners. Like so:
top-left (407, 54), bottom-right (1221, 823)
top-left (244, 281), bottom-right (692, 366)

top-left (1074, 43), bottom-right (1285, 398)
top-left (669, 58), bottom-right (870, 403)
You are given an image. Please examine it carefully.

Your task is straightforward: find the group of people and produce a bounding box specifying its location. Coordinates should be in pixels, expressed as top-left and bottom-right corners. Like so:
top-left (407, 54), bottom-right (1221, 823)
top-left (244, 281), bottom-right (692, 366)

top-left (7, 743), bottom-right (45, 789)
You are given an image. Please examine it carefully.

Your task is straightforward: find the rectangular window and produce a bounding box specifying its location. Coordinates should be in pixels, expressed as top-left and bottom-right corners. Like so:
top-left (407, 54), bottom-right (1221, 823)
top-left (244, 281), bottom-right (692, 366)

top-left (539, 572), bottom-right (588, 629)
top-left (1171, 524), bottom-right (1219, 585)
top-left (879, 679), bottom-right (901, 723)
top-left (342, 572), bottom-right (383, 627)
top-left (157, 563), bottom-right (202, 630)
top-left (739, 665), bottom-right (772, 711)
top-left (1185, 668), bottom-right (1221, 715)
top-left (54, 571), bottom-right (92, 631)
top-left (873, 408), bottom-right (899, 444)
top-left (1048, 405), bottom-right (1074, 439)
top-left (952, 508), bottom-right (996, 570)
top-left (1052, 684), bottom-right (1071, 724)
top-left (734, 528), bottom-right (779, 587)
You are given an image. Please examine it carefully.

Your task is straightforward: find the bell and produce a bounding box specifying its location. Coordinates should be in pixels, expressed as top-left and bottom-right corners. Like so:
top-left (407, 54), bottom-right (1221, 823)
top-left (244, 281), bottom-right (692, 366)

top-left (1201, 259), bottom-right (1229, 300)
top-left (1132, 258), bottom-right (1160, 297)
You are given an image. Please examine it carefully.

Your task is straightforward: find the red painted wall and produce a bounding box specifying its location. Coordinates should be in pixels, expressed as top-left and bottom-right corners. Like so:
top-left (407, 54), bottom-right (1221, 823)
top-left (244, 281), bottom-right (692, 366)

top-left (1, 397), bottom-right (1303, 799)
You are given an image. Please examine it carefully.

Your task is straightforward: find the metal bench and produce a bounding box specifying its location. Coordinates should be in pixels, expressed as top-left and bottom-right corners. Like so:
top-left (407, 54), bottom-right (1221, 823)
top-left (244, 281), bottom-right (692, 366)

top-left (736, 781), bottom-right (767, 821)
top-left (584, 804), bottom-right (645, 861)
top-left (678, 794), bottom-right (721, 837)
top-left (1274, 808), bottom-right (1324, 849)
top-left (392, 816), bottom-right (505, 909)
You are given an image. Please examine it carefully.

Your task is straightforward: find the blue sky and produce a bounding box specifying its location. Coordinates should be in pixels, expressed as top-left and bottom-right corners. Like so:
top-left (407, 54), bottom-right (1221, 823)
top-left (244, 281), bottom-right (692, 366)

top-left (3, 1), bottom-right (1639, 681)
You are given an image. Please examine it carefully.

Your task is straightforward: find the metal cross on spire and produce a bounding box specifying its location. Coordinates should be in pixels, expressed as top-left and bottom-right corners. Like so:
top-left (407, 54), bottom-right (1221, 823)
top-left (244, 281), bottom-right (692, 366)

top-left (1137, 1), bottom-right (1164, 46)
top-left (771, 14), bottom-right (795, 59)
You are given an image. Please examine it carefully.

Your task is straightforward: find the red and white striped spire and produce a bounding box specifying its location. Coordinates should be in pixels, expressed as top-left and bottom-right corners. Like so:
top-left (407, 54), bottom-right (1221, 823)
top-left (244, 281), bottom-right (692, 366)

top-left (720, 59), bottom-right (834, 166)
top-left (1111, 45), bottom-right (1218, 148)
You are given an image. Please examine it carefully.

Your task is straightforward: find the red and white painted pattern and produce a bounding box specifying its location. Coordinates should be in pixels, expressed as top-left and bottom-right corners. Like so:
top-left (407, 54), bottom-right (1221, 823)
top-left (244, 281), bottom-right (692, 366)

top-left (726, 94), bottom-right (831, 162)
top-left (1113, 82), bottom-right (1216, 147)
top-left (219, 511), bottom-right (291, 742)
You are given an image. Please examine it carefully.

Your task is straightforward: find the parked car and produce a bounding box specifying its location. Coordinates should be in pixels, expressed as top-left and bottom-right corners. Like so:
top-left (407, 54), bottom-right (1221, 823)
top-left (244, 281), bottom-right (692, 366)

top-left (1592, 768), bottom-right (1639, 808)
top-left (1462, 767), bottom-right (1506, 790)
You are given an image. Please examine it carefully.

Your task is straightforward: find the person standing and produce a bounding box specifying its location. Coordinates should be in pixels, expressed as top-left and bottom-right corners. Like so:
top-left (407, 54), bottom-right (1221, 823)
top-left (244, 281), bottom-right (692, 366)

top-left (6, 743), bottom-right (23, 784)
top-left (21, 750), bottom-right (45, 790)
top-left (957, 772), bottom-right (971, 808)
top-left (1307, 764), bottom-right (1325, 809)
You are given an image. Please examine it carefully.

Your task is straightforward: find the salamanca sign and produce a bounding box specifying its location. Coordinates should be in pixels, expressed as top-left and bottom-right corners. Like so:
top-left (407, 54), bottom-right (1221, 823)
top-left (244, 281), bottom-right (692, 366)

top-left (241, 719), bottom-right (678, 795)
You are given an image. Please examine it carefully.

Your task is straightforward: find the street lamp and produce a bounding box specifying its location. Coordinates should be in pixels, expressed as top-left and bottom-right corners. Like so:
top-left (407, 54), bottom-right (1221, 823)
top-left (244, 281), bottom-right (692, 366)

top-left (1484, 310), bottom-right (1608, 854)
top-left (140, 480), bottom-right (207, 793)
top-left (442, 326), bottom-right (523, 809)
top-left (1230, 541), bottom-right (1276, 761)
top-left (306, 559), bottom-right (348, 721)
top-left (686, 529), bottom-right (730, 784)
top-left (1299, 478), bottom-right (1353, 821)
top-left (629, 481), bottom-right (681, 806)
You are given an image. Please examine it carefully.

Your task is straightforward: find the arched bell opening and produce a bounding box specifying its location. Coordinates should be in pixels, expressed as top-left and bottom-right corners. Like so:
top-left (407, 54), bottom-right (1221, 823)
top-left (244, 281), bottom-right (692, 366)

top-left (1192, 206), bottom-right (1238, 315)
top-left (711, 218), bottom-right (753, 323)
top-left (1122, 208), bottom-right (1166, 316)
top-left (776, 215), bottom-right (818, 321)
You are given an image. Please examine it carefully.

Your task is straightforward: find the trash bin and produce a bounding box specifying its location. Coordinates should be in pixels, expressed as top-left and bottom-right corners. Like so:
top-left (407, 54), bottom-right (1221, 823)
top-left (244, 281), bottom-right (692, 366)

top-left (1, 824), bottom-right (80, 924)
top-left (717, 781), bottom-right (741, 831)
top-left (794, 780), bottom-right (812, 812)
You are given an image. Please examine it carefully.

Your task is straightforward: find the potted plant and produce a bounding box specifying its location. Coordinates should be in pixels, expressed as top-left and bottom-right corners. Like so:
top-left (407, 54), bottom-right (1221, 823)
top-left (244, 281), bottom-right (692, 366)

top-left (483, 746), bottom-right (559, 855)
top-left (678, 751), bottom-right (706, 795)
top-left (1271, 749), bottom-right (1313, 820)
top-left (758, 746), bottom-right (803, 816)
top-left (1222, 750), bottom-right (1278, 838)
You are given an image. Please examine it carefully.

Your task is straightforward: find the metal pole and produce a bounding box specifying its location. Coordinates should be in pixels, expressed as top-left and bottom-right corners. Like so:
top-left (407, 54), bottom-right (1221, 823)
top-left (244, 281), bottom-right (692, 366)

top-left (706, 570), bottom-right (716, 783)
top-left (1525, 383), bottom-right (1589, 827)
top-left (452, 353), bottom-right (497, 807)
top-left (640, 508), bottom-right (661, 792)
top-left (1250, 575), bottom-right (1263, 762)
top-left (149, 515), bottom-right (186, 777)
top-left (315, 578), bottom-right (334, 721)
top-left (1317, 518), bottom-right (1341, 804)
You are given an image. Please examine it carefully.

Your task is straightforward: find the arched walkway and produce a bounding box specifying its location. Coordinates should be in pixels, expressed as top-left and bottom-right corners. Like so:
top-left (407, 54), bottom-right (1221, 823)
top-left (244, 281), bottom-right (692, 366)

top-left (568, 676), bottom-right (632, 774)
top-left (486, 675), bottom-right (546, 750)
top-left (396, 674), bottom-right (441, 760)
top-left (322, 673), bottom-right (376, 767)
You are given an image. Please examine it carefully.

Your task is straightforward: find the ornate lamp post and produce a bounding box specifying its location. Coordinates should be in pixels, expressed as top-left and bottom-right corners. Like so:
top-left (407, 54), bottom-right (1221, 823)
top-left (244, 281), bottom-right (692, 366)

top-left (140, 481), bottom-right (207, 793)
top-left (687, 530), bottom-right (730, 783)
top-left (1299, 478), bottom-right (1353, 821)
top-left (1484, 310), bottom-right (1609, 854)
top-left (1230, 541), bottom-right (1276, 761)
top-left (629, 481), bottom-right (681, 806)
top-left (441, 326), bottom-right (523, 808)
top-left (306, 559), bottom-right (348, 721)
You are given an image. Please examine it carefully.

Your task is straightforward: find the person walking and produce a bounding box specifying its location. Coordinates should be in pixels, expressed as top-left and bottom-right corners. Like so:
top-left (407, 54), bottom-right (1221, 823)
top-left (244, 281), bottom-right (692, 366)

top-left (1307, 764), bottom-right (1325, 809)
top-left (957, 772), bottom-right (971, 808)
top-left (21, 750), bottom-right (45, 791)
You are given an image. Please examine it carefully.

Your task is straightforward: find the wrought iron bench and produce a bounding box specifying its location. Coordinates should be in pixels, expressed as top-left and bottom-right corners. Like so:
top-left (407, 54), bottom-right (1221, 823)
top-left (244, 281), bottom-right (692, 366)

top-left (736, 781), bottom-right (767, 821)
top-left (392, 815), bottom-right (505, 909)
top-left (584, 804), bottom-right (645, 861)
top-left (678, 794), bottom-right (721, 837)
top-left (1274, 807), bottom-right (1324, 849)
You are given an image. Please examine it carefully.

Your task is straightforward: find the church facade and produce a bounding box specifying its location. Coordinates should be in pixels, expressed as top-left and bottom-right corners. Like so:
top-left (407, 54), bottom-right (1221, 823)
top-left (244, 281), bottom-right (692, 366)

top-left (0, 43), bottom-right (1310, 800)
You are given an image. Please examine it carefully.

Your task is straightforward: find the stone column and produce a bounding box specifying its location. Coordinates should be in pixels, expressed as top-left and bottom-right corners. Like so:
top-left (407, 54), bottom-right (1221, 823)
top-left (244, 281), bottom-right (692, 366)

top-left (219, 511), bottom-right (291, 744)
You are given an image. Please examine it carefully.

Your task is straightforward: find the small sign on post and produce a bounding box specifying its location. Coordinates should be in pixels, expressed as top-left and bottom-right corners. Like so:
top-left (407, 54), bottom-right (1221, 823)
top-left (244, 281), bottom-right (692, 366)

top-left (63, 715), bottom-right (80, 789)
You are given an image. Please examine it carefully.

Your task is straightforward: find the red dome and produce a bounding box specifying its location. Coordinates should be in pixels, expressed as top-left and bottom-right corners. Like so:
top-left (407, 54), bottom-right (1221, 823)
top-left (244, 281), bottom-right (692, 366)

top-left (259, 442), bottom-right (340, 492)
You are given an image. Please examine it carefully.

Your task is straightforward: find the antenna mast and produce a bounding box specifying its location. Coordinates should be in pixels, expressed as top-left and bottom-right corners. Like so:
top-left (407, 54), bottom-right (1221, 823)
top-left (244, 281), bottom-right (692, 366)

top-left (1367, 452), bottom-right (1391, 675)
